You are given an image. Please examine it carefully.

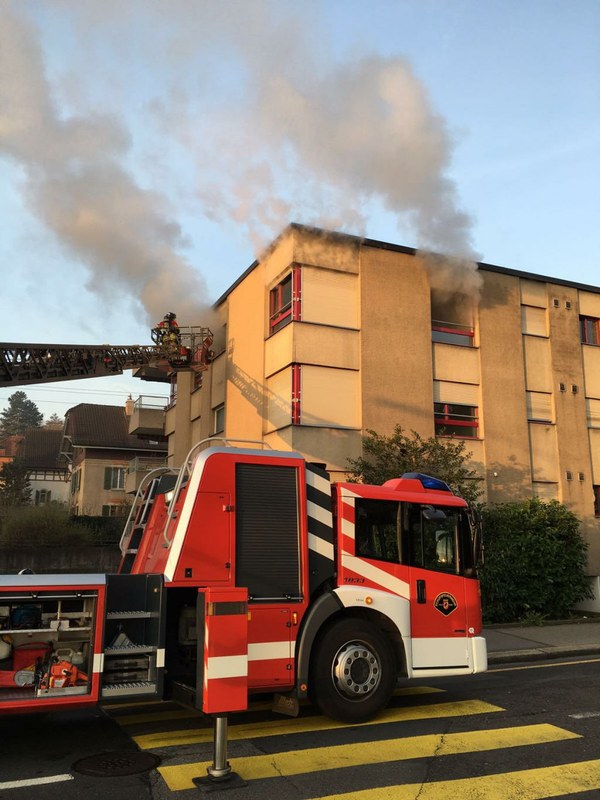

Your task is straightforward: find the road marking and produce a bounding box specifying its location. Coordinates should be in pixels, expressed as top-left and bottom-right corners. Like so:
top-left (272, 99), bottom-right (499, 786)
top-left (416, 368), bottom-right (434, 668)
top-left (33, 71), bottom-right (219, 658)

top-left (308, 758), bottom-right (600, 800)
top-left (109, 685), bottom-right (444, 727)
top-left (158, 723), bottom-right (578, 791)
top-left (490, 656), bottom-right (600, 673)
top-left (0, 774), bottom-right (74, 791)
top-left (133, 699), bottom-right (503, 749)
top-left (569, 711), bottom-right (600, 719)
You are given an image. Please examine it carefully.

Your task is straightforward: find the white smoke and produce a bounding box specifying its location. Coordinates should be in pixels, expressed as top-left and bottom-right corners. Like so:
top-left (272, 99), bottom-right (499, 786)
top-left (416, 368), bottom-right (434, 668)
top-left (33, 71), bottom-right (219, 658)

top-left (2, 0), bottom-right (482, 326)
top-left (0, 6), bottom-right (210, 326)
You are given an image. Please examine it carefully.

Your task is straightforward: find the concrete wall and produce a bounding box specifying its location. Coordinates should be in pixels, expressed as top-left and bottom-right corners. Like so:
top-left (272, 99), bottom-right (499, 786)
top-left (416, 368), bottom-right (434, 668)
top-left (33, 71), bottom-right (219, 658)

top-left (0, 546), bottom-right (121, 575)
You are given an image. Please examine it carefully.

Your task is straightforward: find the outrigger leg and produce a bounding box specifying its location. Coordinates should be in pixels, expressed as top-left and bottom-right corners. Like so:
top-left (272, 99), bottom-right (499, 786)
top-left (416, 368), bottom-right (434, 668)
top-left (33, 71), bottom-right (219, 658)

top-left (193, 714), bottom-right (247, 792)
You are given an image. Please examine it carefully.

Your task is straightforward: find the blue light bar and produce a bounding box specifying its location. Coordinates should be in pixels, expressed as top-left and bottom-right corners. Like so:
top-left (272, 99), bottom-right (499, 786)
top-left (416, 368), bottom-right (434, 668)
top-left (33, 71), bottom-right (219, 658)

top-left (401, 472), bottom-right (453, 493)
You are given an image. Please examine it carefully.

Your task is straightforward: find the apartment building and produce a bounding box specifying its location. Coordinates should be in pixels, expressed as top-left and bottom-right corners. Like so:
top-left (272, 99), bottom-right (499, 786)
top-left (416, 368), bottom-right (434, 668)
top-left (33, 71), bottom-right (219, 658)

top-left (163, 224), bottom-right (600, 595)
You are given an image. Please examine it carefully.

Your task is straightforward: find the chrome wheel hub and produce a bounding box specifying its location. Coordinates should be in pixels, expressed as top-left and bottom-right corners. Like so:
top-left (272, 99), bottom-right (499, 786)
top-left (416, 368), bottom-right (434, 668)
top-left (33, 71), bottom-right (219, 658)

top-left (331, 641), bottom-right (381, 699)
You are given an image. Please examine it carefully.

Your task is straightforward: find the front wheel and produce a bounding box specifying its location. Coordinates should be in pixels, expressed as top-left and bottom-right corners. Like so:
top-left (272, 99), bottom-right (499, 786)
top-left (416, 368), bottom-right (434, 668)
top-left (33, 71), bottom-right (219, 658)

top-left (310, 618), bottom-right (396, 723)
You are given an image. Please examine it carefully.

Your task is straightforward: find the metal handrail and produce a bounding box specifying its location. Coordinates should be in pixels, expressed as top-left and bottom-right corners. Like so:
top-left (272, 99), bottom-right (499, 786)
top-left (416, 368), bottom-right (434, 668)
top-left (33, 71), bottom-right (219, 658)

top-left (119, 466), bottom-right (178, 556)
top-left (161, 437), bottom-right (272, 548)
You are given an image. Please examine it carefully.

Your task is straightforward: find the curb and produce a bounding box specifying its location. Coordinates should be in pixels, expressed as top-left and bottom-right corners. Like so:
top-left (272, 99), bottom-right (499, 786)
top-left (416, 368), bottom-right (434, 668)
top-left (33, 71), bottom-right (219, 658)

top-left (488, 644), bottom-right (600, 665)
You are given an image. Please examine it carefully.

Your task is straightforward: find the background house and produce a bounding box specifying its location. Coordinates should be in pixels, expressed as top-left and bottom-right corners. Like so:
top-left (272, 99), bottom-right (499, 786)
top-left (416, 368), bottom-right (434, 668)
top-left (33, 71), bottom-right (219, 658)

top-left (17, 427), bottom-right (69, 506)
top-left (159, 223), bottom-right (600, 606)
top-left (61, 402), bottom-right (167, 517)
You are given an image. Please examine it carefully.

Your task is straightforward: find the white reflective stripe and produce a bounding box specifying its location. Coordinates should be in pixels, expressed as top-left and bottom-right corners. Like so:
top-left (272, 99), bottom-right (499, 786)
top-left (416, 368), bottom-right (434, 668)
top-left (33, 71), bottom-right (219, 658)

top-left (341, 554), bottom-right (410, 598)
top-left (206, 654), bottom-right (248, 679)
top-left (341, 514), bottom-right (355, 539)
top-left (94, 653), bottom-right (104, 673)
top-left (307, 499), bottom-right (333, 527)
top-left (308, 532), bottom-right (334, 560)
top-left (248, 641), bottom-right (290, 661)
top-left (164, 457), bottom-right (205, 581)
top-left (156, 648), bottom-right (165, 669)
top-left (306, 470), bottom-right (330, 495)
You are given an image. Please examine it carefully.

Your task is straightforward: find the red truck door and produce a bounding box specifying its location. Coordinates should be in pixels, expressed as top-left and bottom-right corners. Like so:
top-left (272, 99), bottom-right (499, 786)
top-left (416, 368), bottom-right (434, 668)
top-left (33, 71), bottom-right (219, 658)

top-left (406, 504), bottom-right (470, 671)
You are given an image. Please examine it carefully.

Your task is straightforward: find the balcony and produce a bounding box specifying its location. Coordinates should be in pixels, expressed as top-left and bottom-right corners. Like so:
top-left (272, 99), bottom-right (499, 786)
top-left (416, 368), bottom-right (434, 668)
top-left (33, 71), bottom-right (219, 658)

top-left (125, 455), bottom-right (168, 494)
top-left (127, 395), bottom-right (167, 438)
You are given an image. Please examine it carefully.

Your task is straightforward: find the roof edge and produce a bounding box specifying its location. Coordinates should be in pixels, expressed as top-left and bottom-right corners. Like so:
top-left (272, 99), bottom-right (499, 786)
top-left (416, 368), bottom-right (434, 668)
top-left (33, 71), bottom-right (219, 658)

top-left (212, 224), bottom-right (599, 306)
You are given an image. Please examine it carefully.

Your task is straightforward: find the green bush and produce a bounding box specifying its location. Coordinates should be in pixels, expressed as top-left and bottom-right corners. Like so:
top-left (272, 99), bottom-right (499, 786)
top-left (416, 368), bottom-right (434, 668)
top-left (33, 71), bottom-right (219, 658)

top-left (479, 498), bottom-right (592, 624)
top-left (0, 504), bottom-right (98, 547)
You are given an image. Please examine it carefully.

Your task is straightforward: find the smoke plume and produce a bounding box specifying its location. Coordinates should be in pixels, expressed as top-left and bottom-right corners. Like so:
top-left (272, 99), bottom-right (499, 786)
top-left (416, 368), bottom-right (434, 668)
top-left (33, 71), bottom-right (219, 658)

top-left (2, 1), bottom-right (482, 329)
top-left (0, 7), bottom-right (210, 326)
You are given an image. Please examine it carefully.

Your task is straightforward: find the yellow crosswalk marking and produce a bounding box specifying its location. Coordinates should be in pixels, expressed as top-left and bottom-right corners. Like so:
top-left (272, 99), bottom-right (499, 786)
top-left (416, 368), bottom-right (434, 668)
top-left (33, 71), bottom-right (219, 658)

top-left (110, 685), bottom-right (443, 727)
top-left (309, 758), bottom-right (600, 800)
top-left (158, 724), bottom-right (578, 792)
top-left (134, 699), bottom-right (503, 750)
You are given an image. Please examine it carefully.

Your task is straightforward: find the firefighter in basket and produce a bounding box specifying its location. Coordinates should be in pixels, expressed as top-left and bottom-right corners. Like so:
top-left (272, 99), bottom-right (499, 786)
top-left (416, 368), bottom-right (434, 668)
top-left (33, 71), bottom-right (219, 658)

top-left (152, 312), bottom-right (181, 355)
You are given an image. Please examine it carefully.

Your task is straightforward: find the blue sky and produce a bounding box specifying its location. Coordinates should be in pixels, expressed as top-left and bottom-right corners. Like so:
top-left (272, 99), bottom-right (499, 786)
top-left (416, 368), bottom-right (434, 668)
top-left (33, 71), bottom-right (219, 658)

top-left (1, 0), bottom-right (598, 421)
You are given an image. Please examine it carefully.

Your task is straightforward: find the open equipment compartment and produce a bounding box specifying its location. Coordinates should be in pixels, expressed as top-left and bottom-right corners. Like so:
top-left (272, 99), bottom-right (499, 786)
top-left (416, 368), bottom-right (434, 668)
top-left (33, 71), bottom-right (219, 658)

top-left (101, 573), bottom-right (165, 699)
top-left (0, 575), bottom-right (104, 708)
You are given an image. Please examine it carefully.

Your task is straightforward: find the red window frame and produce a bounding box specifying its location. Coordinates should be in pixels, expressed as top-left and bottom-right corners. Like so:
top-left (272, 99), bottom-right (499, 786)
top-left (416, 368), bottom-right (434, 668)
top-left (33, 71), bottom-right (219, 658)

top-left (580, 316), bottom-right (600, 346)
top-left (269, 266), bottom-right (301, 335)
top-left (434, 402), bottom-right (479, 438)
top-left (431, 320), bottom-right (475, 347)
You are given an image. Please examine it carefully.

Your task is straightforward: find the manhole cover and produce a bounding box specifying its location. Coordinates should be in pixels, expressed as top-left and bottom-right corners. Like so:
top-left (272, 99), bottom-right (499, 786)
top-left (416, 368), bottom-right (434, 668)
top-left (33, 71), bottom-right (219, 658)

top-left (72, 751), bottom-right (161, 777)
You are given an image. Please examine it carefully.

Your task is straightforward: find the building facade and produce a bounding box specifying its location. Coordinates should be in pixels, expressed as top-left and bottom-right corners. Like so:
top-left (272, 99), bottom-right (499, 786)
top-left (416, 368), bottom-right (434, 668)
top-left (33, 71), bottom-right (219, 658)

top-left (62, 402), bottom-right (167, 517)
top-left (162, 224), bottom-right (600, 597)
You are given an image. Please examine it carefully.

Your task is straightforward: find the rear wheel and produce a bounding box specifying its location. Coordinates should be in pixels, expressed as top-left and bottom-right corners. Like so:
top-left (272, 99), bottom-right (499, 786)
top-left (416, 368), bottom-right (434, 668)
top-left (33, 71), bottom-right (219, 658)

top-left (310, 618), bottom-right (396, 723)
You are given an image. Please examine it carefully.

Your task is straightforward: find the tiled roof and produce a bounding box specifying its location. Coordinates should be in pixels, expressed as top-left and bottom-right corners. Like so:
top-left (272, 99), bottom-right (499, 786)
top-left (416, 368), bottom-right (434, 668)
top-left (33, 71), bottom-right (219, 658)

top-left (65, 404), bottom-right (167, 452)
top-left (18, 428), bottom-right (65, 470)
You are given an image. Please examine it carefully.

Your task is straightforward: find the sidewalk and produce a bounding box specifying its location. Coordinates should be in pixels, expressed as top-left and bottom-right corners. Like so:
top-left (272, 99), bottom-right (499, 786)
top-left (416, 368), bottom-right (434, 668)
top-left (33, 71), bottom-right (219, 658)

top-left (484, 618), bottom-right (600, 664)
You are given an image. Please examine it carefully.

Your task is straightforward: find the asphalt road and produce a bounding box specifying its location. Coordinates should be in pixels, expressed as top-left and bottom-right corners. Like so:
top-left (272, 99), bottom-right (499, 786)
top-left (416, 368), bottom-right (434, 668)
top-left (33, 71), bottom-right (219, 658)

top-left (2, 656), bottom-right (600, 799)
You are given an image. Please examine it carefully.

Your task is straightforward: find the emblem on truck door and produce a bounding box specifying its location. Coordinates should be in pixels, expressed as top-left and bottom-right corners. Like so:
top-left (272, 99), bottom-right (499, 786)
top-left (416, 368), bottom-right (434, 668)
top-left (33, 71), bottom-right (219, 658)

top-left (434, 592), bottom-right (458, 616)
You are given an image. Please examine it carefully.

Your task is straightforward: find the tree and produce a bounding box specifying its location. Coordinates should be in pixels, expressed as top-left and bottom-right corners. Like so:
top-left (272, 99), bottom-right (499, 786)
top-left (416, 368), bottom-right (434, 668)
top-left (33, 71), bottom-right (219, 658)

top-left (0, 391), bottom-right (43, 437)
top-left (44, 413), bottom-right (64, 429)
top-left (0, 458), bottom-right (32, 507)
top-left (346, 425), bottom-right (484, 505)
top-left (479, 499), bottom-right (592, 623)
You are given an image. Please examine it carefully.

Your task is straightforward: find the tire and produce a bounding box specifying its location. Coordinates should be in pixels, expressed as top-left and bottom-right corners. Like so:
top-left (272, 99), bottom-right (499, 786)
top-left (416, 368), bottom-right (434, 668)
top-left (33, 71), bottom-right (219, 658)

top-left (310, 618), bottom-right (396, 723)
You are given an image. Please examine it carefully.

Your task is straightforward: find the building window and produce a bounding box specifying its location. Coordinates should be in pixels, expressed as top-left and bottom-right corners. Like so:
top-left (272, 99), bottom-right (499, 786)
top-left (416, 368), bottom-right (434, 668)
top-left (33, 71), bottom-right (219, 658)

top-left (269, 266), bottom-right (301, 335)
top-left (432, 321), bottom-right (475, 347)
top-left (213, 403), bottom-right (225, 434)
top-left (580, 316), bottom-right (600, 345)
top-left (35, 489), bottom-right (51, 506)
top-left (434, 403), bottom-right (479, 438)
top-left (102, 503), bottom-right (127, 517)
top-left (104, 466), bottom-right (125, 491)
top-left (594, 486), bottom-right (600, 517)
top-left (70, 469), bottom-right (81, 495)
top-left (526, 391), bottom-right (553, 423)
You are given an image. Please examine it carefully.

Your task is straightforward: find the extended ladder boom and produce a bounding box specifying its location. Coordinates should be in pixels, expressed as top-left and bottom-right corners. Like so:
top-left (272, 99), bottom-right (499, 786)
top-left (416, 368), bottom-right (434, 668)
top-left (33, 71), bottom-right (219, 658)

top-left (0, 326), bottom-right (213, 388)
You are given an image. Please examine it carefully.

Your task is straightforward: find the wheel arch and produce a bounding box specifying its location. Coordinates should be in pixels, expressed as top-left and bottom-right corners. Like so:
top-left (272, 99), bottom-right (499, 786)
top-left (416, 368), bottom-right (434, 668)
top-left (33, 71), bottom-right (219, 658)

top-left (296, 593), bottom-right (407, 698)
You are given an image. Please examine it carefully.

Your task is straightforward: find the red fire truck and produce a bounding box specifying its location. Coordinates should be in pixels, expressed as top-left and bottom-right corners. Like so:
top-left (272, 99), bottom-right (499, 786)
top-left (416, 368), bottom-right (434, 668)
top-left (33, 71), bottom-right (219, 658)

top-left (0, 441), bottom-right (486, 723)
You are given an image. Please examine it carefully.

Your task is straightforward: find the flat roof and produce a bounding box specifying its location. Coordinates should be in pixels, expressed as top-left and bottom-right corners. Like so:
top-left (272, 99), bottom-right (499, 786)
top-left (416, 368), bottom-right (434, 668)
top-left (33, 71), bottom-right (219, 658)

top-left (214, 223), bottom-right (600, 306)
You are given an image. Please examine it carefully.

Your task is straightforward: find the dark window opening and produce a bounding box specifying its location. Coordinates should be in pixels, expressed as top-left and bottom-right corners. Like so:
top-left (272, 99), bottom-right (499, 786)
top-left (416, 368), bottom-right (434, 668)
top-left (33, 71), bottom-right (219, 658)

top-left (432, 320), bottom-right (475, 347)
top-left (594, 485), bottom-right (600, 517)
top-left (434, 403), bottom-right (479, 438)
top-left (405, 504), bottom-right (461, 575)
top-left (580, 316), bottom-right (600, 346)
top-left (355, 499), bottom-right (401, 563)
top-left (269, 267), bottom-right (300, 335)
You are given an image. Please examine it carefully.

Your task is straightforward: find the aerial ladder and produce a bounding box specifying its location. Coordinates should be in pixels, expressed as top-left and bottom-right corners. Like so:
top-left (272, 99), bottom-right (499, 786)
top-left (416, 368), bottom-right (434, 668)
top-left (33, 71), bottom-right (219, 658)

top-left (0, 314), bottom-right (213, 388)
